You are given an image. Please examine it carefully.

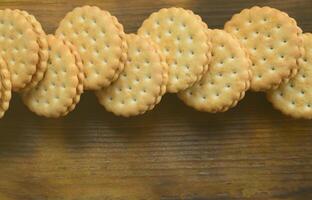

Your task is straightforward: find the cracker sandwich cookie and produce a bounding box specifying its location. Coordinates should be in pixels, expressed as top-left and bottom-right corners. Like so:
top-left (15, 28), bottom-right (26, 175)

top-left (138, 7), bottom-right (211, 93)
top-left (0, 55), bottom-right (12, 119)
top-left (267, 33), bottom-right (312, 119)
top-left (56, 6), bottom-right (127, 90)
top-left (22, 35), bottom-right (84, 118)
top-left (225, 6), bottom-right (302, 91)
top-left (96, 34), bottom-right (168, 117)
top-left (179, 29), bottom-right (251, 112)
top-left (18, 10), bottom-right (48, 91)
top-left (0, 9), bottom-right (47, 91)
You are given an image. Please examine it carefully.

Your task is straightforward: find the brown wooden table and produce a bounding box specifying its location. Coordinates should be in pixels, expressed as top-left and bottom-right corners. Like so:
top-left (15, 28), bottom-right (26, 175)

top-left (0, 0), bottom-right (312, 199)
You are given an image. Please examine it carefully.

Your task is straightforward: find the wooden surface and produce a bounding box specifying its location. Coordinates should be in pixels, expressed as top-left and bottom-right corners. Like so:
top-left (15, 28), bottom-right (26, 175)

top-left (1, 0), bottom-right (312, 199)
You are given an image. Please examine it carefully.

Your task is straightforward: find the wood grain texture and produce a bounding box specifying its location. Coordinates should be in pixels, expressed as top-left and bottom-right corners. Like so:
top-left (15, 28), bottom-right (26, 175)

top-left (1, 0), bottom-right (312, 199)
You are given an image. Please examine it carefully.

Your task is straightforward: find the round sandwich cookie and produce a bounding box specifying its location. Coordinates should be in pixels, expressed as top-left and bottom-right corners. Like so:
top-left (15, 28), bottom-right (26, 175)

top-left (22, 35), bottom-right (84, 118)
top-left (224, 6), bottom-right (302, 91)
top-left (0, 56), bottom-right (12, 119)
top-left (178, 29), bottom-right (251, 113)
top-left (65, 40), bottom-right (85, 114)
top-left (267, 33), bottom-right (312, 119)
top-left (96, 34), bottom-right (168, 117)
top-left (18, 10), bottom-right (48, 91)
top-left (138, 7), bottom-right (211, 93)
top-left (56, 5), bottom-right (127, 90)
top-left (0, 9), bottom-right (41, 91)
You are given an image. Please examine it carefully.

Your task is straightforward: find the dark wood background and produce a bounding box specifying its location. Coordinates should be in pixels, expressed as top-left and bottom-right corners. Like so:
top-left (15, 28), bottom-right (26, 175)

top-left (1, 0), bottom-right (312, 199)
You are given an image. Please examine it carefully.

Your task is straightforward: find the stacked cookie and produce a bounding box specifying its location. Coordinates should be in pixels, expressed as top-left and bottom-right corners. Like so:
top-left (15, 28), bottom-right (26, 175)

top-left (22, 35), bottom-right (84, 118)
top-left (0, 9), bottom-right (48, 92)
top-left (0, 5), bottom-right (310, 119)
top-left (55, 6), bottom-right (127, 90)
top-left (178, 29), bottom-right (251, 113)
top-left (0, 56), bottom-right (11, 119)
top-left (0, 9), bottom-right (48, 118)
top-left (138, 8), bottom-right (211, 93)
top-left (267, 33), bottom-right (312, 119)
top-left (96, 34), bottom-right (168, 117)
top-left (224, 6), bottom-right (306, 118)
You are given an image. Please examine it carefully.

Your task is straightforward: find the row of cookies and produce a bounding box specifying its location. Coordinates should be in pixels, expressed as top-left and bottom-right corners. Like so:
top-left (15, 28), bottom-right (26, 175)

top-left (0, 6), bottom-right (310, 118)
top-left (55, 6), bottom-right (169, 117)
top-left (0, 6), bottom-right (169, 118)
top-left (116, 6), bottom-right (308, 118)
top-left (54, 6), bottom-right (251, 117)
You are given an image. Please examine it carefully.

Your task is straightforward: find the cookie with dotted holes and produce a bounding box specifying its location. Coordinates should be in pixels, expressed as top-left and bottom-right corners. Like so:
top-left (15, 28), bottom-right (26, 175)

top-left (56, 6), bottom-right (127, 90)
top-left (18, 10), bottom-right (48, 91)
top-left (22, 35), bottom-right (84, 118)
top-left (224, 6), bottom-right (302, 91)
top-left (138, 7), bottom-right (211, 93)
top-left (178, 29), bottom-right (251, 112)
top-left (0, 9), bottom-right (40, 91)
top-left (0, 55), bottom-right (12, 119)
top-left (96, 34), bottom-right (168, 117)
top-left (267, 33), bottom-right (312, 119)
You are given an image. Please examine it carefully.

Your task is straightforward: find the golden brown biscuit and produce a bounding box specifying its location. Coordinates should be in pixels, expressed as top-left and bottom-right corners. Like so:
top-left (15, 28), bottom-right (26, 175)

top-left (18, 10), bottom-right (48, 91)
top-left (65, 40), bottom-right (85, 114)
top-left (267, 33), bottom-right (312, 119)
top-left (56, 6), bottom-right (127, 90)
top-left (96, 34), bottom-right (168, 117)
top-left (22, 35), bottom-right (83, 118)
top-left (178, 29), bottom-right (251, 112)
top-left (138, 7), bottom-right (211, 93)
top-left (0, 55), bottom-right (12, 119)
top-left (0, 9), bottom-right (40, 91)
top-left (225, 6), bottom-right (302, 91)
